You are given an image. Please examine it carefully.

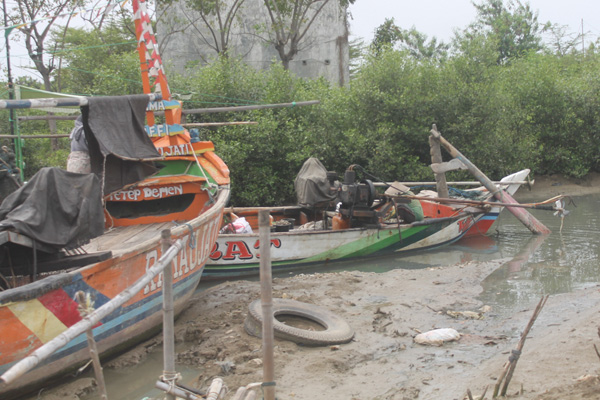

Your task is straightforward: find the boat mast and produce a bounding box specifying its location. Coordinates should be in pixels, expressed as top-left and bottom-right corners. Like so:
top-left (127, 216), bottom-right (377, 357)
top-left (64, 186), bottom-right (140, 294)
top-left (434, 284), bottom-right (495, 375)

top-left (132, 0), bottom-right (190, 154)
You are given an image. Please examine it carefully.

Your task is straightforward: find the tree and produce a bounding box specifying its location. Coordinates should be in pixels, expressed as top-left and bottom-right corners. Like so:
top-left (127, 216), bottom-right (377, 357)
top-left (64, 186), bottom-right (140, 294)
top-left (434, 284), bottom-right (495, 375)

top-left (543, 23), bottom-right (584, 56)
top-left (371, 18), bottom-right (448, 61)
top-left (55, 24), bottom-right (141, 95)
top-left (9, 0), bottom-right (93, 149)
top-left (180, 0), bottom-right (246, 57)
top-left (348, 36), bottom-right (366, 78)
top-left (260, 0), bottom-right (355, 69)
top-left (371, 18), bottom-right (400, 54)
top-left (462, 0), bottom-right (547, 64)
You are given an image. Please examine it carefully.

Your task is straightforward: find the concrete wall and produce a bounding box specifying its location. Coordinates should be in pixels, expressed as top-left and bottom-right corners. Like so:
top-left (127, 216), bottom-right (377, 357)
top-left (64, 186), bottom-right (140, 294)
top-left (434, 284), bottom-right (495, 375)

top-left (157, 0), bottom-right (349, 86)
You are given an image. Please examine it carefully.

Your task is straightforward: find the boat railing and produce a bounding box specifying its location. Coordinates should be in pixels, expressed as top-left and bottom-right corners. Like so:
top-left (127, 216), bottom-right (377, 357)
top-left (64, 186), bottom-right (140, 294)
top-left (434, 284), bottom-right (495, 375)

top-left (0, 229), bottom-right (184, 398)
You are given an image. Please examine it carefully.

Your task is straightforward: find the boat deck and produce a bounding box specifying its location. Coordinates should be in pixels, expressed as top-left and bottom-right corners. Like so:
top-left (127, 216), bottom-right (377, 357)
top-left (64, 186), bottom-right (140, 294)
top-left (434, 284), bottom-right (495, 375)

top-left (84, 221), bottom-right (174, 256)
top-left (0, 222), bottom-right (175, 281)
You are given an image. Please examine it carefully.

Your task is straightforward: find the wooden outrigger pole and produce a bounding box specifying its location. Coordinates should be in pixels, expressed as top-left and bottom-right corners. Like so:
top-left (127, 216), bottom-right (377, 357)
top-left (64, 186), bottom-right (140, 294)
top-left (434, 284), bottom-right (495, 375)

top-left (430, 125), bottom-right (551, 235)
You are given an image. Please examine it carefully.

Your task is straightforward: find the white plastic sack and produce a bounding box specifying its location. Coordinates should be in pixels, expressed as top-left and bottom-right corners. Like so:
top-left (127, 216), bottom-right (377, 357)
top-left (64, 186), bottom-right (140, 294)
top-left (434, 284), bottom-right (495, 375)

top-left (414, 328), bottom-right (461, 346)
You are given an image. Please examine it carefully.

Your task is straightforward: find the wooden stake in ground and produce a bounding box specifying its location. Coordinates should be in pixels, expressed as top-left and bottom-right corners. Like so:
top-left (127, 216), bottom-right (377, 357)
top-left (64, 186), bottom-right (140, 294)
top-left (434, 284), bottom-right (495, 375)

top-left (75, 291), bottom-right (108, 400)
top-left (160, 229), bottom-right (177, 400)
top-left (259, 210), bottom-right (276, 400)
top-left (493, 295), bottom-right (549, 398)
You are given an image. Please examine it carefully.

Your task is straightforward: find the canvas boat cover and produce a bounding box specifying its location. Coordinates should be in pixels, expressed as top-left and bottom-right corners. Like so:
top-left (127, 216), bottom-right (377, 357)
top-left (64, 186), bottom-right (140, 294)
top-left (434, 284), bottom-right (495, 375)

top-left (83, 94), bottom-right (161, 195)
top-left (0, 94), bottom-right (162, 251)
top-left (0, 168), bottom-right (104, 250)
top-left (294, 158), bottom-right (337, 208)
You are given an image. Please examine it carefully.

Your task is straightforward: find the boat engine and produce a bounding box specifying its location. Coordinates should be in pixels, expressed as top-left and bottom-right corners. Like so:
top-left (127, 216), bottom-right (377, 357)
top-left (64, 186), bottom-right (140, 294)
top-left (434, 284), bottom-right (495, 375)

top-left (331, 168), bottom-right (379, 227)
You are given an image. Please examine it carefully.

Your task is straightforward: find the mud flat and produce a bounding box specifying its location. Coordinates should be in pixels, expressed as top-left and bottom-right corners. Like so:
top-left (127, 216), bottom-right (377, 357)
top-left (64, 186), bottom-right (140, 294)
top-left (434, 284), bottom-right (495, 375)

top-left (28, 175), bottom-right (600, 400)
top-left (87, 257), bottom-right (599, 400)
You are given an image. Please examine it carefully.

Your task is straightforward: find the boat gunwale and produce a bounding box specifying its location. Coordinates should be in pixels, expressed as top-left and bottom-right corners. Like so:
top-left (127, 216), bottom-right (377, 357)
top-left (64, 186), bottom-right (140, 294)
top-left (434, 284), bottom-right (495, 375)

top-left (0, 185), bottom-right (230, 304)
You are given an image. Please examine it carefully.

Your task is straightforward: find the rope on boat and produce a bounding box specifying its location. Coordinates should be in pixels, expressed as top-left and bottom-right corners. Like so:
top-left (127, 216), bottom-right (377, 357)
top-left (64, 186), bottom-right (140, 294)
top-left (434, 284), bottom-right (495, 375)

top-left (173, 222), bottom-right (196, 249)
top-left (187, 142), bottom-right (218, 203)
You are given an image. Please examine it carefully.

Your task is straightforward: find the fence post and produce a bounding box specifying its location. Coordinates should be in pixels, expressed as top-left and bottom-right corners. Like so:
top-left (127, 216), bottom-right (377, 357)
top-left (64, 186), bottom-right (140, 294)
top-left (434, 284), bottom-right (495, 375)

top-left (75, 291), bottom-right (108, 400)
top-left (258, 211), bottom-right (275, 400)
top-left (161, 229), bottom-right (177, 400)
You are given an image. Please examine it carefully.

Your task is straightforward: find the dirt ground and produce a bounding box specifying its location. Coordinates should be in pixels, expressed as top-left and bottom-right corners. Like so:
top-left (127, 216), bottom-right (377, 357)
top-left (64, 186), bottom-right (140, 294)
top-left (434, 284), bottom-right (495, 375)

top-left (37, 173), bottom-right (600, 400)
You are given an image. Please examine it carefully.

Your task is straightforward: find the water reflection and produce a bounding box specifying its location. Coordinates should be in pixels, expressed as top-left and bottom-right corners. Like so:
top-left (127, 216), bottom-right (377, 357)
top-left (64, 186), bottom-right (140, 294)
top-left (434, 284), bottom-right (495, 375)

top-left (278, 194), bottom-right (600, 317)
top-left (479, 193), bottom-right (600, 314)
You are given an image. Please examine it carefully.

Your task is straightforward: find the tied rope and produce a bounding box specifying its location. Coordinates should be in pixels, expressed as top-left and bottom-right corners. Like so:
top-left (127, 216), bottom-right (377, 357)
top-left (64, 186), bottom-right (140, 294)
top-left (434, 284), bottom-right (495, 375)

top-left (173, 221), bottom-right (196, 249)
top-left (186, 143), bottom-right (217, 203)
top-left (508, 349), bottom-right (521, 363)
top-left (160, 371), bottom-right (182, 393)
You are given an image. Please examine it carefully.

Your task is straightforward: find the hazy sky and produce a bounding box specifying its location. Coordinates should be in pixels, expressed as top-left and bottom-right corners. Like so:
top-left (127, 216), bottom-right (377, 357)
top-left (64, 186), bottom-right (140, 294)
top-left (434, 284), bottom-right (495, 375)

top-left (348, 0), bottom-right (600, 44)
top-left (3, 0), bottom-right (600, 81)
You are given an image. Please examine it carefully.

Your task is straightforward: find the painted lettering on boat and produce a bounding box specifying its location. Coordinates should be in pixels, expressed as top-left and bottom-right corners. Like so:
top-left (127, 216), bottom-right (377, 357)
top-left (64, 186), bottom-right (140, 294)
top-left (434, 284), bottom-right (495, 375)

top-left (143, 217), bottom-right (220, 295)
top-left (146, 99), bottom-right (180, 112)
top-left (209, 239), bottom-right (282, 261)
top-left (107, 185), bottom-right (184, 201)
top-left (145, 123), bottom-right (185, 138)
top-left (157, 144), bottom-right (196, 157)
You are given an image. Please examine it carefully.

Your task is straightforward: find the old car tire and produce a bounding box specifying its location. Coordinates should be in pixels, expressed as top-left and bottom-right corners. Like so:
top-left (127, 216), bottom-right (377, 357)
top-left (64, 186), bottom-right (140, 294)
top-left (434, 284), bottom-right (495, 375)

top-left (244, 298), bottom-right (354, 346)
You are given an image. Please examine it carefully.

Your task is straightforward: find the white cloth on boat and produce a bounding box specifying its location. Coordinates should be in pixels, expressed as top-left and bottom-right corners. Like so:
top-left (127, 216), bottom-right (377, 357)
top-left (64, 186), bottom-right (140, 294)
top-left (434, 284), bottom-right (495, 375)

top-left (220, 217), bottom-right (253, 234)
top-left (66, 151), bottom-right (91, 174)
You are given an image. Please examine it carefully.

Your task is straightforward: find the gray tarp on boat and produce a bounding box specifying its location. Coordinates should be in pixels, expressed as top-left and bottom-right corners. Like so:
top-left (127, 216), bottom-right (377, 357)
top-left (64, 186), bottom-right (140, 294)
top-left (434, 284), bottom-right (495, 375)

top-left (83, 94), bottom-right (161, 195)
top-left (294, 158), bottom-right (337, 208)
top-left (0, 95), bottom-right (162, 251)
top-left (0, 168), bottom-right (104, 250)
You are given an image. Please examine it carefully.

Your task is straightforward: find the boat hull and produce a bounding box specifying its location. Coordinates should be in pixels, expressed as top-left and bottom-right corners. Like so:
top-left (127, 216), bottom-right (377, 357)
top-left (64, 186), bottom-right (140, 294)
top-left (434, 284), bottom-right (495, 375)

top-left (464, 169), bottom-right (531, 237)
top-left (0, 187), bottom-right (229, 399)
top-left (204, 212), bottom-right (476, 280)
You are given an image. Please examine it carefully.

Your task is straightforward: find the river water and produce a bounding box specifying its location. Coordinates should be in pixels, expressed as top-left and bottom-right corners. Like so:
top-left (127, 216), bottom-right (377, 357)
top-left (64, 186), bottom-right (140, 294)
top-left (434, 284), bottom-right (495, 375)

top-left (75, 193), bottom-right (598, 399)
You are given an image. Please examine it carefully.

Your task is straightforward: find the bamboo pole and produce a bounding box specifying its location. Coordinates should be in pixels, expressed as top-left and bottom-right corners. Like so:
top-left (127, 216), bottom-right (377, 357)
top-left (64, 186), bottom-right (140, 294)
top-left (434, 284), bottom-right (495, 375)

top-left (0, 238), bottom-right (183, 385)
top-left (0, 94), bottom-right (161, 110)
top-left (166, 100), bottom-right (320, 116)
top-left (493, 295), bottom-right (549, 398)
top-left (0, 134), bottom-right (69, 138)
top-left (206, 377), bottom-right (224, 400)
top-left (430, 125), bottom-right (551, 234)
top-left (161, 230), bottom-right (177, 400)
top-left (17, 100), bottom-right (321, 120)
top-left (75, 291), bottom-right (108, 400)
top-left (181, 121), bottom-right (257, 127)
top-left (155, 381), bottom-right (203, 400)
top-left (374, 180), bottom-right (532, 187)
top-left (391, 193), bottom-right (562, 212)
top-left (17, 115), bottom-right (79, 121)
top-left (258, 210), bottom-right (276, 400)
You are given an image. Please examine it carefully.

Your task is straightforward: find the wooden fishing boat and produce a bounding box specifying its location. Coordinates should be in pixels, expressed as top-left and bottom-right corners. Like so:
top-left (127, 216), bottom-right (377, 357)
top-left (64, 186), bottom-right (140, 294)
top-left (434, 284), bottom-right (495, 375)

top-left (0, 1), bottom-right (230, 398)
top-left (439, 168), bottom-right (531, 237)
top-left (203, 161), bottom-right (529, 281)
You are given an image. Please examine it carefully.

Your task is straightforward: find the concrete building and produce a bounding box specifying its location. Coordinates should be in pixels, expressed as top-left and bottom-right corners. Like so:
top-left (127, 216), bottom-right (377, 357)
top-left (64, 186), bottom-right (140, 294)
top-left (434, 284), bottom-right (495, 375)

top-left (157, 0), bottom-right (350, 86)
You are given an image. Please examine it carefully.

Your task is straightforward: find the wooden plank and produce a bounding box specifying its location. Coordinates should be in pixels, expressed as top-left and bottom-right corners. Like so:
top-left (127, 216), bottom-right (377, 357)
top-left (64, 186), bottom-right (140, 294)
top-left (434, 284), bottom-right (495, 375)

top-left (430, 158), bottom-right (468, 174)
top-left (0, 231), bottom-right (57, 253)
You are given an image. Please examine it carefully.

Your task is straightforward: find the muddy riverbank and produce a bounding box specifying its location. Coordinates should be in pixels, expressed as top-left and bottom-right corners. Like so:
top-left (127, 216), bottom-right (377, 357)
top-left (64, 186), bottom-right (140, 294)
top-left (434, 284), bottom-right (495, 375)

top-left (32, 173), bottom-right (600, 400)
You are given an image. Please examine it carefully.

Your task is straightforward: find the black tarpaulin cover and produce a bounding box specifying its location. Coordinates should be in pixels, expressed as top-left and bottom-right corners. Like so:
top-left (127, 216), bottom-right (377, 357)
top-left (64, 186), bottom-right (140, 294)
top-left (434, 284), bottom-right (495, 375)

top-left (82, 95), bottom-right (161, 195)
top-left (0, 168), bottom-right (104, 251)
top-left (294, 158), bottom-right (337, 208)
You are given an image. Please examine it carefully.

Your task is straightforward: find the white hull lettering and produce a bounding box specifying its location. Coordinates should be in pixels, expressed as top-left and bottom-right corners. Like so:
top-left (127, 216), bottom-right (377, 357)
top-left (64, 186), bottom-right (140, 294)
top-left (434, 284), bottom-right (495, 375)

top-left (108, 185), bottom-right (183, 202)
top-left (143, 217), bottom-right (221, 295)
